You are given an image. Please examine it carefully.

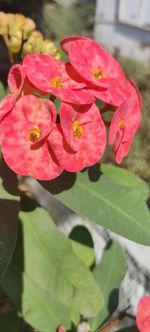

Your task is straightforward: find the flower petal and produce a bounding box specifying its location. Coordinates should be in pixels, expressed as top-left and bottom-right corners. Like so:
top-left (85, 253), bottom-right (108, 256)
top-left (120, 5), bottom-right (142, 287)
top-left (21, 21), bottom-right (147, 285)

top-left (8, 64), bottom-right (25, 94)
top-left (68, 39), bottom-right (125, 87)
top-left (23, 54), bottom-right (95, 104)
top-left (2, 121), bottom-right (63, 180)
top-left (60, 103), bottom-right (106, 171)
top-left (11, 94), bottom-right (56, 138)
top-left (0, 94), bottom-right (16, 122)
top-left (136, 296), bottom-right (150, 332)
top-left (60, 35), bottom-right (87, 54)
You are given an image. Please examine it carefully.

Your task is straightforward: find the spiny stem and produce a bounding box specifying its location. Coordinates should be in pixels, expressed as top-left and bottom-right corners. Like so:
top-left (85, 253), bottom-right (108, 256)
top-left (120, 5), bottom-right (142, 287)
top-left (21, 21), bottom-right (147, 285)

top-left (98, 306), bottom-right (135, 332)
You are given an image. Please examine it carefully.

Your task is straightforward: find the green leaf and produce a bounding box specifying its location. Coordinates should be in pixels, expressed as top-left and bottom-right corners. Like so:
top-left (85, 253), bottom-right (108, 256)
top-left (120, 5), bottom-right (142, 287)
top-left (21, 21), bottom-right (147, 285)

top-left (90, 242), bottom-right (126, 330)
top-left (70, 225), bottom-right (94, 267)
top-left (0, 169), bottom-right (20, 280)
top-left (101, 164), bottom-right (149, 200)
top-left (71, 239), bottom-right (94, 267)
top-left (0, 312), bottom-right (20, 332)
top-left (2, 206), bottom-right (103, 330)
top-left (2, 260), bottom-right (71, 332)
top-left (53, 170), bottom-right (150, 245)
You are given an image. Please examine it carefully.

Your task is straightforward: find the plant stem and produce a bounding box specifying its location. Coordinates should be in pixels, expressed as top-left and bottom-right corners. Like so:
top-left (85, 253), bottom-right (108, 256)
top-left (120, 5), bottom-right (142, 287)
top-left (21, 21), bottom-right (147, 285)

top-left (98, 306), bottom-right (135, 332)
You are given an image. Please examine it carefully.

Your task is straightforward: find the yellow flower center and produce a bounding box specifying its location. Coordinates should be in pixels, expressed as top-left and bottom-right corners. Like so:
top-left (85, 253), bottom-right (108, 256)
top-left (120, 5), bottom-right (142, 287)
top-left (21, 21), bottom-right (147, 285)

top-left (50, 76), bottom-right (64, 88)
top-left (72, 120), bottom-right (83, 138)
top-left (119, 119), bottom-right (125, 129)
top-left (92, 68), bottom-right (106, 80)
top-left (29, 128), bottom-right (41, 142)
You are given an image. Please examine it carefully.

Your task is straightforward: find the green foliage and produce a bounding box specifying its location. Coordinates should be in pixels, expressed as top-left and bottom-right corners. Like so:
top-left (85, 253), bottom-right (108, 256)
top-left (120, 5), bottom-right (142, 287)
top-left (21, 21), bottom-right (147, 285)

top-left (53, 166), bottom-right (150, 245)
top-left (101, 164), bottom-right (149, 200)
top-left (0, 161), bottom-right (148, 330)
top-left (0, 172), bottom-right (19, 281)
top-left (0, 312), bottom-right (20, 332)
top-left (90, 242), bottom-right (126, 330)
top-left (2, 261), bottom-right (71, 332)
top-left (71, 239), bottom-right (94, 267)
top-left (1, 206), bottom-right (103, 331)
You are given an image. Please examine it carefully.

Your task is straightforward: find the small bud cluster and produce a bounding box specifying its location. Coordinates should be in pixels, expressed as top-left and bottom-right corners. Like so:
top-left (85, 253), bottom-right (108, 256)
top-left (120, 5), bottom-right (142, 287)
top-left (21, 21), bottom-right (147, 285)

top-left (0, 12), bottom-right (60, 61)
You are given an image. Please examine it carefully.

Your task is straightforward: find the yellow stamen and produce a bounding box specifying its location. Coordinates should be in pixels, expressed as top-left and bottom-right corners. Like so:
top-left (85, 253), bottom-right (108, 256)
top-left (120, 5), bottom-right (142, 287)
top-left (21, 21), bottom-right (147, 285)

top-left (29, 128), bottom-right (41, 142)
top-left (92, 68), bottom-right (106, 80)
top-left (50, 76), bottom-right (64, 88)
top-left (72, 120), bottom-right (83, 138)
top-left (119, 120), bottom-right (125, 129)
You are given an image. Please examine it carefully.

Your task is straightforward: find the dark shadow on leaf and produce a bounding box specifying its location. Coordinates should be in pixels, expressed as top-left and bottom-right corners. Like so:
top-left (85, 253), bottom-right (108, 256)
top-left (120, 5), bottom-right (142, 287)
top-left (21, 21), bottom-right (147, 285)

top-left (97, 288), bottom-right (119, 329)
top-left (87, 163), bottom-right (103, 182)
top-left (69, 225), bottom-right (94, 248)
top-left (21, 193), bottom-right (40, 212)
top-left (0, 158), bottom-right (19, 196)
top-left (40, 170), bottom-right (76, 194)
top-left (146, 195), bottom-right (150, 210)
top-left (0, 199), bottom-right (19, 281)
top-left (1, 218), bottom-right (37, 332)
top-left (1, 218), bottom-right (24, 311)
top-left (107, 288), bottom-right (119, 315)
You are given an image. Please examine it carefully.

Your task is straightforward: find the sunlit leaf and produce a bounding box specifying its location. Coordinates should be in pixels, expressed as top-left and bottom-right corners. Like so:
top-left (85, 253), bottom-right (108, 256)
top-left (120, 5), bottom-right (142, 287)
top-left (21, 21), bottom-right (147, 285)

top-left (53, 169), bottom-right (150, 245)
top-left (101, 164), bottom-right (149, 200)
top-left (2, 206), bottom-right (103, 332)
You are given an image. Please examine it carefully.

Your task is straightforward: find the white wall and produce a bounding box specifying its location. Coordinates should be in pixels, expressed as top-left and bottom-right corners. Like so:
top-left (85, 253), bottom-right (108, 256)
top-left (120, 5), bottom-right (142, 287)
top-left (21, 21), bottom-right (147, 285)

top-left (94, 0), bottom-right (150, 63)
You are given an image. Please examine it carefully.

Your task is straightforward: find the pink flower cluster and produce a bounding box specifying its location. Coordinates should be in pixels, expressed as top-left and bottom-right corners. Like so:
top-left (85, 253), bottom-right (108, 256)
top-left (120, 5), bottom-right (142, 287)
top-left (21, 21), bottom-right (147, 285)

top-left (0, 36), bottom-right (142, 180)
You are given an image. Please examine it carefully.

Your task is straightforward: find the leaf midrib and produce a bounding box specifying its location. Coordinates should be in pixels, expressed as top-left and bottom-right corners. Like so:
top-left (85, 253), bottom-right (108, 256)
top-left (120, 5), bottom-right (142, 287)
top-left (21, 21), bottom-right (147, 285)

top-left (75, 180), bottom-right (149, 235)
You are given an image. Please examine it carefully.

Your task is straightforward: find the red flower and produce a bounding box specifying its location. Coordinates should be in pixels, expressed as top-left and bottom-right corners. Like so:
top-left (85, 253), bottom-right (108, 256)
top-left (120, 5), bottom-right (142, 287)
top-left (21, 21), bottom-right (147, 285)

top-left (108, 80), bottom-right (141, 163)
top-left (60, 35), bottom-right (87, 54)
top-left (23, 54), bottom-right (95, 105)
top-left (64, 37), bottom-right (128, 106)
top-left (136, 296), bottom-right (150, 332)
top-left (0, 94), bottom-right (16, 123)
top-left (59, 102), bottom-right (106, 171)
top-left (8, 63), bottom-right (36, 96)
top-left (0, 64), bottom-right (35, 124)
top-left (2, 95), bottom-right (63, 180)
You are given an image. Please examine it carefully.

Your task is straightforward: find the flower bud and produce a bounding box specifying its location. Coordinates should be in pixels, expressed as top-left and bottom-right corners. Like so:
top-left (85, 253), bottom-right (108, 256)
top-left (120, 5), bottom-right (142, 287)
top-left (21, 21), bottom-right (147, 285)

top-left (22, 31), bottom-right (43, 57)
top-left (0, 12), bottom-right (8, 35)
top-left (8, 30), bottom-right (22, 53)
top-left (41, 39), bottom-right (61, 59)
top-left (22, 17), bottom-right (36, 40)
top-left (11, 14), bottom-right (26, 33)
